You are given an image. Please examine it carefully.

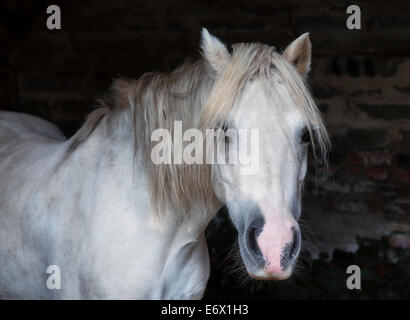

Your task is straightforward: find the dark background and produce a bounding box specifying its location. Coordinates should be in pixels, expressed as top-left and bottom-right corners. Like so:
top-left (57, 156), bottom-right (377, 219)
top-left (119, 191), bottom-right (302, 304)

top-left (1, 0), bottom-right (410, 299)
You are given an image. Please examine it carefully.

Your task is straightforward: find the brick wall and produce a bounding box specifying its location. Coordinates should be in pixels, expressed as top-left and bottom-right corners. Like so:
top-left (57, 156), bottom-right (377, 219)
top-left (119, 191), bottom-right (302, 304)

top-left (1, 0), bottom-right (409, 298)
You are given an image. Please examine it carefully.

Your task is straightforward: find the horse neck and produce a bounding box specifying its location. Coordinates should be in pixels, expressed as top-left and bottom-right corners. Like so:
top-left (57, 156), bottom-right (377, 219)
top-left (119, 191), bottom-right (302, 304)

top-left (60, 110), bottom-right (136, 197)
top-left (63, 107), bottom-right (219, 238)
top-left (61, 61), bottom-right (222, 236)
top-left (133, 63), bottom-right (222, 218)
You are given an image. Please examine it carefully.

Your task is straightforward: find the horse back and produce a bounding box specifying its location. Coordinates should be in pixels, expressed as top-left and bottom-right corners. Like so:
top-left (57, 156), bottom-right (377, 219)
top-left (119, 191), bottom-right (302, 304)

top-left (0, 111), bottom-right (66, 298)
top-left (0, 111), bottom-right (66, 141)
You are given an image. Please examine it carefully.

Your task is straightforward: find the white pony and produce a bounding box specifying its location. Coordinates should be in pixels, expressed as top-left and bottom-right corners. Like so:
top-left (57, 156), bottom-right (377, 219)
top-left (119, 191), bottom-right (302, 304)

top-left (0, 29), bottom-right (329, 299)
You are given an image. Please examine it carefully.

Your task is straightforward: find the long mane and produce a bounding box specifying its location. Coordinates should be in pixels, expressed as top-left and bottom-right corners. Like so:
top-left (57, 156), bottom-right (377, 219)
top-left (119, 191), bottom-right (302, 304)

top-left (74, 42), bottom-right (330, 217)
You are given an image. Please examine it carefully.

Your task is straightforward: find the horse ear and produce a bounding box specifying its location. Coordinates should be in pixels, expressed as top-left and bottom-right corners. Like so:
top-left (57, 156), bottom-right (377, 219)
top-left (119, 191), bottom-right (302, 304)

top-left (283, 33), bottom-right (312, 77)
top-left (200, 28), bottom-right (230, 73)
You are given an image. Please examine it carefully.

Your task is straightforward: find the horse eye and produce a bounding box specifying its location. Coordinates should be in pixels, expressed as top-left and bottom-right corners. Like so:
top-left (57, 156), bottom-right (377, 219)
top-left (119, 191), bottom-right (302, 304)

top-left (221, 123), bottom-right (228, 132)
top-left (301, 127), bottom-right (310, 144)
top-left (221, 123), bottom-right (230, 144)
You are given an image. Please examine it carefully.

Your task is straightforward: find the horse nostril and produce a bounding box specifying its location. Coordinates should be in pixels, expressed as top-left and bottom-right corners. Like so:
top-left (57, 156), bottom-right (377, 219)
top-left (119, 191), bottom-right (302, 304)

top-left (247, 226), bottom-right (259, 254)
top-left (280, 227), bottom-right (301, 270)
top-left (244, 216), bottom-right (265, 265)
top-left (289, 228), bottom-right (300, 259)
